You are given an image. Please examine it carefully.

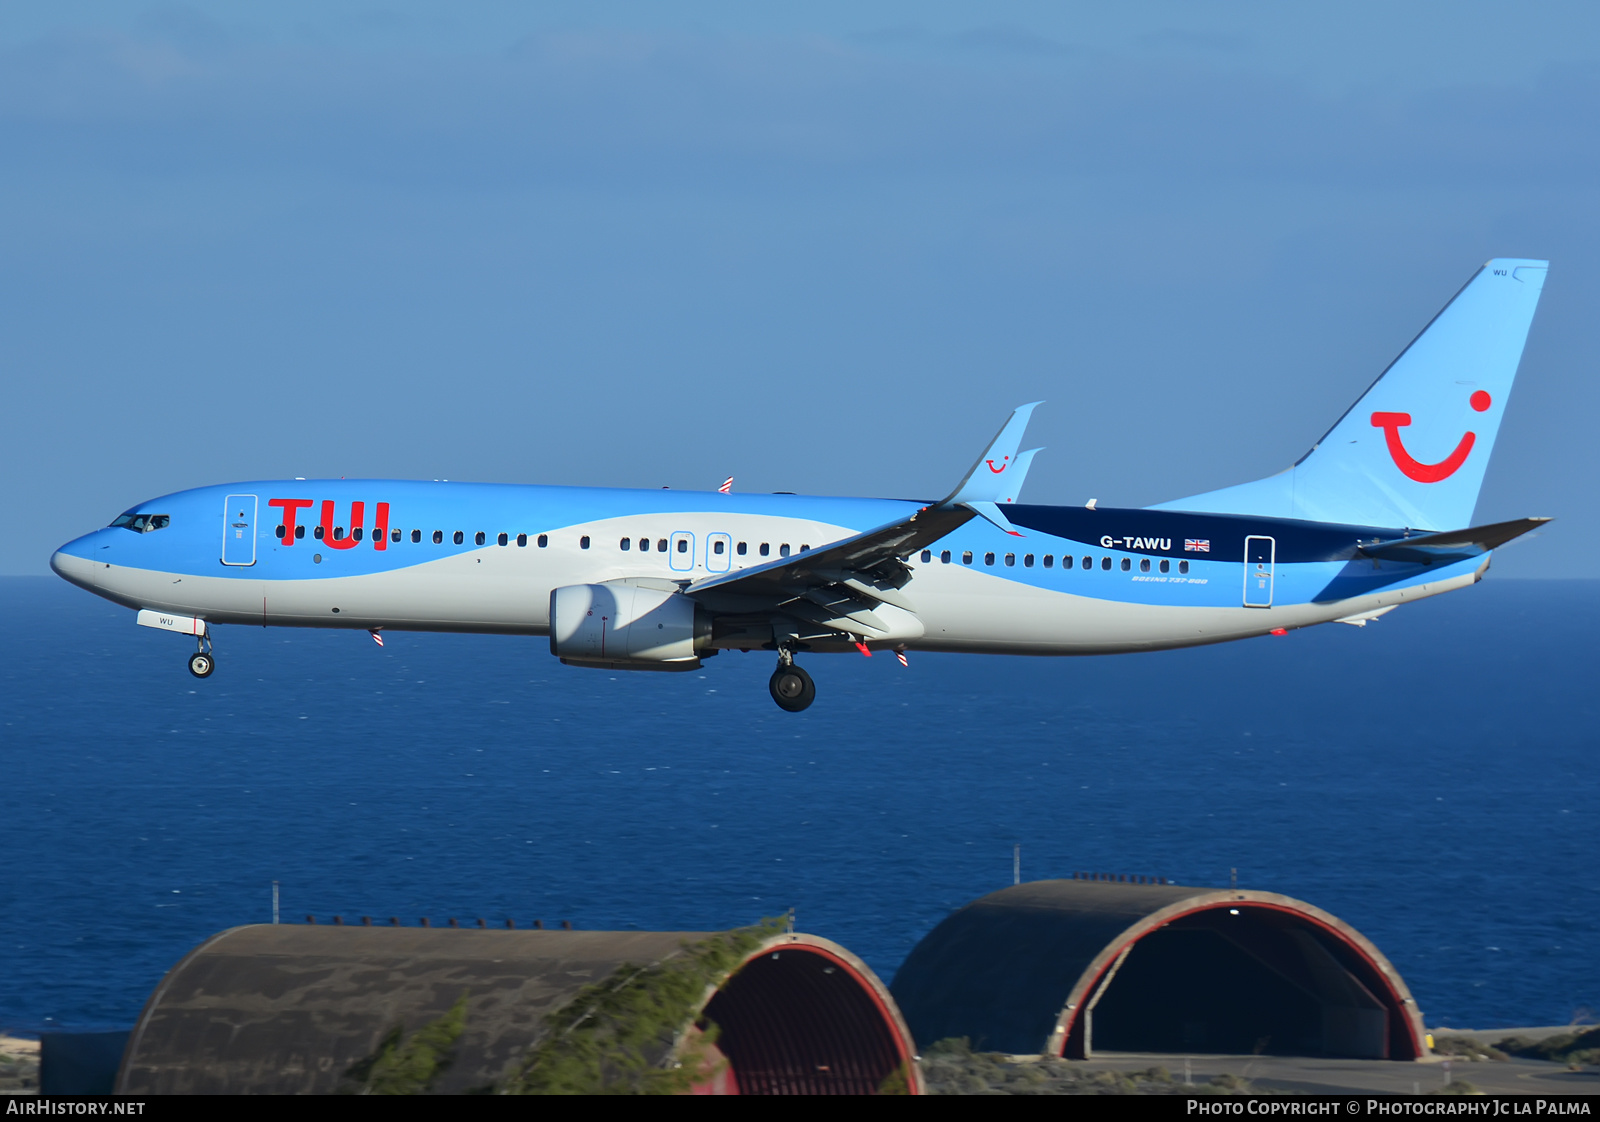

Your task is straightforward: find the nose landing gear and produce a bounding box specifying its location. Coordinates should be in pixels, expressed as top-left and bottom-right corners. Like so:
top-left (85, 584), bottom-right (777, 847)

top-left (768, 649), bottom-right (814, 713)
top-left (188, 633), bottom-right (215, 679)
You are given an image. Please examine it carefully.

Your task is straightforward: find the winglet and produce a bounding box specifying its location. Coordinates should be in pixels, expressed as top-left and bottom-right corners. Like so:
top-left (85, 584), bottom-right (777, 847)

top-left (996, 448), bottom-right (1042, 503)
top-left (941, 404), bottom-right (1043, 506)
top-left (938, 404), bottom-right (1043, 535)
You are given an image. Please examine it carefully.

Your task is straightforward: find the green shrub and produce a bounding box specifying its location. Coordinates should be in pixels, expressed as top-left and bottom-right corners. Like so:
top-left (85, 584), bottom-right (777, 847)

top-left (501, 919), bottom-right (783, 1095)
top-left (344, 991), bottom-right (469, 1095)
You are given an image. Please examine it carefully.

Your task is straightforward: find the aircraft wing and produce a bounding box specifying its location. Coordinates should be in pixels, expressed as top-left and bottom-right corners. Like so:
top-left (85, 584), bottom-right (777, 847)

top-left (683, 403), bottom-right (1043, 640)
top-left (1355, 516), bottom-right (1550, 565)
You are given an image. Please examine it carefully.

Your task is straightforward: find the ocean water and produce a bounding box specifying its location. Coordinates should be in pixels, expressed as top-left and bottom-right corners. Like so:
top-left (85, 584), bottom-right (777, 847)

top-left (0, 575), bottom-right (1593, 1035)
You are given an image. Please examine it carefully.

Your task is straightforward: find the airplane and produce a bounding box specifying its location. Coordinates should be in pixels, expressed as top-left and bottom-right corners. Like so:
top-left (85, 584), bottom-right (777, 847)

top-left (51, 258), bottom-right (1550, 712)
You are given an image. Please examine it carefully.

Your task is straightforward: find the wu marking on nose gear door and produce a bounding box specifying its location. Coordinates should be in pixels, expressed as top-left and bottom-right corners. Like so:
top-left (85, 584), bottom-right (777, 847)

top-left (1370, 390), bottom-right (1493, 484)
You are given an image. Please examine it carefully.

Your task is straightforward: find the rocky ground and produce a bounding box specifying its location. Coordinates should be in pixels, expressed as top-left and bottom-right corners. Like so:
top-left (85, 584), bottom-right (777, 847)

top-left (919, 1038), bottom-right (1259, 1095)
top-left (915, 1036), bottom-right (1588, 1096)
top-left (0, 1036), bottom-right (39, 1094)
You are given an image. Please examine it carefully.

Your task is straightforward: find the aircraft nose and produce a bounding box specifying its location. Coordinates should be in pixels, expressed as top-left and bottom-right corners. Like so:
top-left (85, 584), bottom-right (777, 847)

top-left (50, 538), bottom-right (99, 590)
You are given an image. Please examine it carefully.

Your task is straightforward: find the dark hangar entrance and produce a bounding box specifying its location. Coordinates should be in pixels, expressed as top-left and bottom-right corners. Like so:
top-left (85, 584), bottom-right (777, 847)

top-left (1080, 904), bottom-right (1400, 1058)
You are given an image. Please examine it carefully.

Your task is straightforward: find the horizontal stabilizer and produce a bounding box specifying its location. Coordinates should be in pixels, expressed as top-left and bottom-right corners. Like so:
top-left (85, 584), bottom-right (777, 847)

top-left (1357, 516), bottom-right (1550, 564)
top-left (1335, 605), bottom-right (1397, 627)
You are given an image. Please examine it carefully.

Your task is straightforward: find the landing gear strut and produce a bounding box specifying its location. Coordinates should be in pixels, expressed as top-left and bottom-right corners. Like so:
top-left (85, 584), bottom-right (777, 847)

top-left (188, 632), bottom-right (214, 679)
top-left (769, 649), bottom-right (814, 713)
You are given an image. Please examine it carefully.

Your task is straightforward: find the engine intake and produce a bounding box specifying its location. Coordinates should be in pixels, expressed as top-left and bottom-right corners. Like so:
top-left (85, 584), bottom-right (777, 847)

top-left (549, 583), bottom-right (710, 670)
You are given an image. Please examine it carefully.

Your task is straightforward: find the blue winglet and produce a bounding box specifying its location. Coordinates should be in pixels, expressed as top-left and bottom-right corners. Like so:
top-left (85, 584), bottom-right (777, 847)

top-left (943, 404), bottom-right (1043, 505)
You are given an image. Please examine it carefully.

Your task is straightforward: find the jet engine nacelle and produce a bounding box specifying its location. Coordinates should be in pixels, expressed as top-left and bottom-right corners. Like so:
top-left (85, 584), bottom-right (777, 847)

top-left (549, 582), bottom-right (710, 671)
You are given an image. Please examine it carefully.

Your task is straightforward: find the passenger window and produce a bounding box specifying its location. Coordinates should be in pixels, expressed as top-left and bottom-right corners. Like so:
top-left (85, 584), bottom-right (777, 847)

top-left (353, 528), bottom-right (364, 542)
top-left (920, 550), bottom-right (931, 563)
top-left (676, 538), bottom-right (687, 553)
top-left (940, 550), bottom-right (951, 563)
top-left (517, 533), bottom-right (527, 547)
top-left (393, 529), bottom-right (402, 543)
top-left (713, 540), bottom-right (725, 554)
top-left (1179, 560), bottom-right (1189, 574)
top-left (800, 544), bottom-right (809, 551)
top-left (498, 533), bottom-right (508, 546)
top-left (737, 542), bottom-right (747, 555)
top-left (433, 531), bottom-right (443, 544)
top-left (537, 534), bottom-right (548, 548)
top-left (582, 536), bottom-right (592, 550)
top-left (274, 525), bottom-right (285, 539)
top-left (453, 531), bottom-right (464, 545)
top-left (315, 526), bottom-right (326, 540)
top-left (984, 552), bottom-right (995, 566)
top-left (657, 539), bottom-right (668, 552)
top-left (1004, 553), bottom-right (1015, 567)
top-left (1101, 557), bottom-right (1111, 570)
top-left (780, 544), bottom-right (791, 557)
top-left (1121, 558), bottom-right (1131, 571)
top-left (1139, 558), bottom-right (1150, 572)
top-left (1081, 556), bottom-right (1091, 570)
top-left (620, 538), bottom-right (631, 551)
top-left (1024, 554), bottom-right (1034, 567)
top-left (296, 525), bottom-right (305, 539)
top-left (760, 543), bottom-right (770, 557)
top-left (1159, 559), bottom-right (1170, 573)
top-left (1043, 554), bottom-right (1053, 568)
top-left (475, 531), bottom-right (486, 546)
top-left (334, 527), bottom-right (346, 541)
top-left (412, 529), bottom-right (422, 543)
top-left (962, 551), bottom-right (973, 564)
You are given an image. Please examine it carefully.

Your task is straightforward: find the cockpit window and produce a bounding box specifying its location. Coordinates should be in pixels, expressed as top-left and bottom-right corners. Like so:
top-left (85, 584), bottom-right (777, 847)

top-left (110, 513), bottom-right (171, 533)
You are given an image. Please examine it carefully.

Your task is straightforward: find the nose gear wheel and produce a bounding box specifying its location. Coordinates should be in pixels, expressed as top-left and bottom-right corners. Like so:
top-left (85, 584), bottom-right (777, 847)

top-left (188, 630), bottom-right (214, 678)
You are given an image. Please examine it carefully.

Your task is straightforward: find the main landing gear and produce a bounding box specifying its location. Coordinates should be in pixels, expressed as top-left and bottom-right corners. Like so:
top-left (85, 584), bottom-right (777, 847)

top-left (188, 633), bottom-right (215, 679)
top-left (769, 650), bottom-right (815, 713)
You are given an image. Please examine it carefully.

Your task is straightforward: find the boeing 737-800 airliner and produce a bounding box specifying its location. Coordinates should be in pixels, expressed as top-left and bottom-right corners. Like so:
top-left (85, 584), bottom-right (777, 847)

top-left (52, 259), bottom-right (1550, 711)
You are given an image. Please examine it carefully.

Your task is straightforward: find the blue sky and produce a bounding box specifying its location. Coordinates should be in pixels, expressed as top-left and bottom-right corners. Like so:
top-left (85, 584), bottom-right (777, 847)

top-left (5, 2), bottom-right (1597, 575)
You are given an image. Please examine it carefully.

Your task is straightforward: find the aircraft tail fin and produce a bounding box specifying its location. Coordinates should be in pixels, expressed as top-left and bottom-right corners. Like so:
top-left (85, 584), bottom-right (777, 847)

top-left (1150, 259), bottom-right (1547, 530)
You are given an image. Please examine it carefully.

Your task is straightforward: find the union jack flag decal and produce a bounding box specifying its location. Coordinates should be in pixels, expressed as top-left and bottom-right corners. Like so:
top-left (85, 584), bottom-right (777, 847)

top-left (1184, 539), bottom-right (1210, 553)
top-left (370, 629), bottom-right (384, 647)
top-left (718, 477), bottom-right (733, 494)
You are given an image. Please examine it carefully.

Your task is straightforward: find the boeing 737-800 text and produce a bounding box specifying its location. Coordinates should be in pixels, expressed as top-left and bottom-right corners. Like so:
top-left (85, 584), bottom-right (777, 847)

top-left (52, 259), bottom-right (1551, 711)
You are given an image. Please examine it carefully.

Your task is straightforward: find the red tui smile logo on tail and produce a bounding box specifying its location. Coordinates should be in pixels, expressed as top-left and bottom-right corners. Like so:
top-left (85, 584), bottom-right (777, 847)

top-left (1371, 390), bottom-right (1492, 483)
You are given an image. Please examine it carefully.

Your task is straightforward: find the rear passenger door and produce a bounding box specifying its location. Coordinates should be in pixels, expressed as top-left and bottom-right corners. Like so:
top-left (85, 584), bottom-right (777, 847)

top-left (1243, 535), bottom-right (1274, 607)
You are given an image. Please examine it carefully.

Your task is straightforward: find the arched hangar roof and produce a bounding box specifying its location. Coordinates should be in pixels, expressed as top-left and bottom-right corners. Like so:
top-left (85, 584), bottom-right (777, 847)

top-left (890, 879), bottom-right (1426, 1061)
top-left (117, 925), bottom-right (919, 1094)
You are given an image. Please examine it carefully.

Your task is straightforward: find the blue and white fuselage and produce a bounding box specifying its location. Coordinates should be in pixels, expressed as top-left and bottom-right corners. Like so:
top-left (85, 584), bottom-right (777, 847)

top-left (49, 259), bottom-right (1552, 710)
top-left (51, 482), bottom-right (1488, 649)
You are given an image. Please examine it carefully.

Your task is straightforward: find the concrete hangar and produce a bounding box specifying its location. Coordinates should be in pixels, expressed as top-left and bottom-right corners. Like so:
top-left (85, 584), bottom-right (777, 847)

top-left (70, 879), bottom-right (1424, 1093)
